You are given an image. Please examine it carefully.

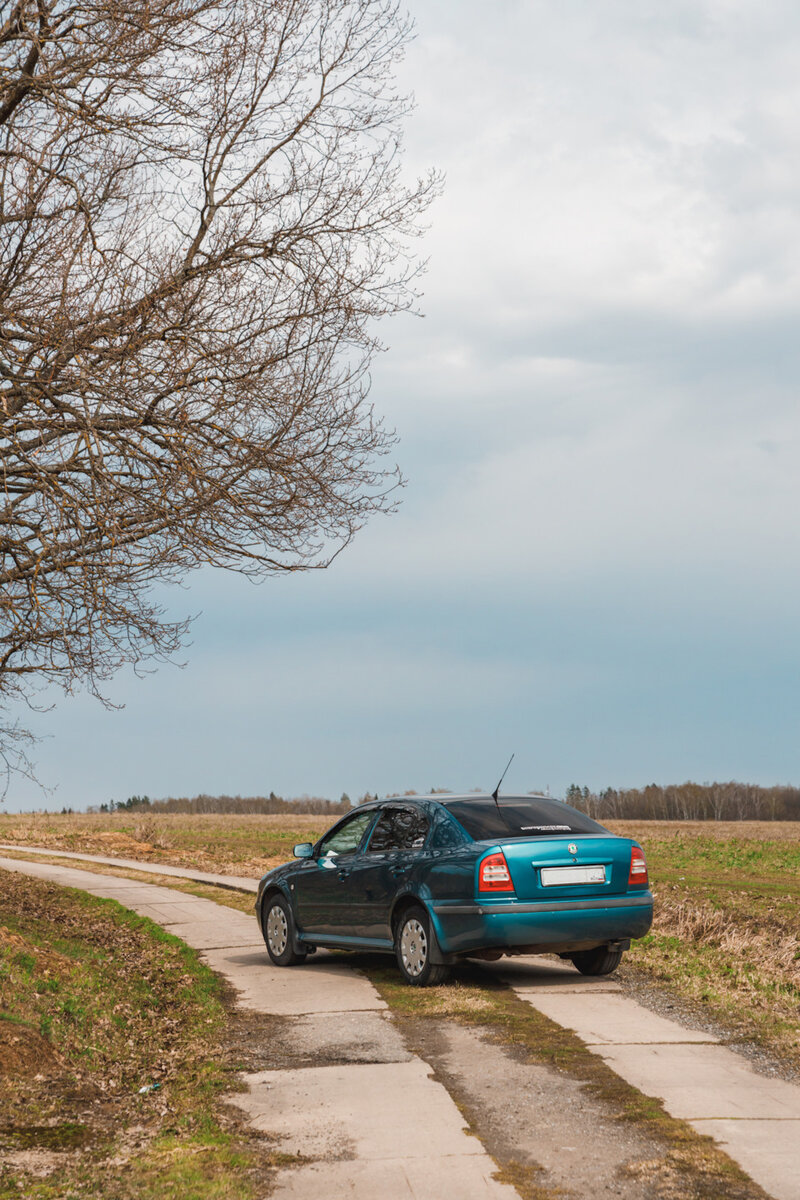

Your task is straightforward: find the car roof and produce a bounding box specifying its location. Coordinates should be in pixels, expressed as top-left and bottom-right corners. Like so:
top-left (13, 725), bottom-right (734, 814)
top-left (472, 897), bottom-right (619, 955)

top-left (344, 794), bottom-right (558, 818)
top-left (379, 793), bottom-right (554, 804)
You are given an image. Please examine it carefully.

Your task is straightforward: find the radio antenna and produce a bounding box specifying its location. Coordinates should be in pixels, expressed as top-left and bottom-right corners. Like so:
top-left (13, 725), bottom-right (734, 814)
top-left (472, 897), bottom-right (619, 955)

top-left (491, 753), bottom-right (515, 805)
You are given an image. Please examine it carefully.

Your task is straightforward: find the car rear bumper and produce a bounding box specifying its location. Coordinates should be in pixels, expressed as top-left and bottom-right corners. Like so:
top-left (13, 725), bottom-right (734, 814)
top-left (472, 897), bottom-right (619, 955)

top-left (429, 892), bottom-right (654, 955)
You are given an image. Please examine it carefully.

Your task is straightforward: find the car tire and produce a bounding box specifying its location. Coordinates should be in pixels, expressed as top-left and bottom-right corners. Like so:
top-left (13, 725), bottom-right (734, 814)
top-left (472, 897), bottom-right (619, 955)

top-left (262, 894), bottom-right (307, 967)
top-left (395, 906), bottom-right (449, 987)
top-left (570, 946), bottom-right (623, 976)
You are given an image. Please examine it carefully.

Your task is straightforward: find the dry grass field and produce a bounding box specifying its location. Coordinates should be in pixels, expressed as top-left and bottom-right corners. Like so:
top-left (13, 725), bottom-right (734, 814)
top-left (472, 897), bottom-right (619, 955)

top-left (0, 811), bottom-right (327, 878)
top-left (1, 810), bottom-right (798, 1069)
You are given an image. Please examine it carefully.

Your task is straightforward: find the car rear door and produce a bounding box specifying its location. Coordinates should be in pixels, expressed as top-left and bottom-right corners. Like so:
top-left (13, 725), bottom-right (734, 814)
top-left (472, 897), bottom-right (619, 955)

top-left (343, 805), bottom-right (431, 940)
top-left (292, 809), bottom-right (377, 934)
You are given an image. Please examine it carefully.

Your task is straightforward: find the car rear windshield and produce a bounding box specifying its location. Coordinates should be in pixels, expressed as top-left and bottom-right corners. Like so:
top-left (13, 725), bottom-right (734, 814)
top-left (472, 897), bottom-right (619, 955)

top-left (442, 798), bottom-right (608, 841)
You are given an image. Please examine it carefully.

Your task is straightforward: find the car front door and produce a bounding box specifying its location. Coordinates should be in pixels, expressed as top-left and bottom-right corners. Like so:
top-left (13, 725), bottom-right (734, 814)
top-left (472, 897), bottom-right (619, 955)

top-left (292, 809), bottom-right (376, 935)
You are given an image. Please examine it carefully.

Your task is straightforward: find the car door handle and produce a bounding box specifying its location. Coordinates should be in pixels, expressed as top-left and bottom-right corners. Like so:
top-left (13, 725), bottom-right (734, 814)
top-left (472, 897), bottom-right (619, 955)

top-left (391, 865), bottom-right (409, 877)
top-left (337, 868), bottom-right (351, 881)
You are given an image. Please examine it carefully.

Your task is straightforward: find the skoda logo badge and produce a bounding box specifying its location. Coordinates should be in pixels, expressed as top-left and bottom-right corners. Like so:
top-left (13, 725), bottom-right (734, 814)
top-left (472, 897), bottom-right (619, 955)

top-left (568, 843), bottom-right (578, 856)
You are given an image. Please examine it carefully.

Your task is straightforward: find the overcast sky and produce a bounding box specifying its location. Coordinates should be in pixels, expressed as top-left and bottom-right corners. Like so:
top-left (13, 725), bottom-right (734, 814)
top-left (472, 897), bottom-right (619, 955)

top-left (10, 0), bottom-right (800, 810)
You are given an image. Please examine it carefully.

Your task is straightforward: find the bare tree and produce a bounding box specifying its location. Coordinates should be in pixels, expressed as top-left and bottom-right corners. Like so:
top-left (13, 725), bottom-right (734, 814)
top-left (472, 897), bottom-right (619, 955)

top-left (0, 0), bottom-right (438, 775)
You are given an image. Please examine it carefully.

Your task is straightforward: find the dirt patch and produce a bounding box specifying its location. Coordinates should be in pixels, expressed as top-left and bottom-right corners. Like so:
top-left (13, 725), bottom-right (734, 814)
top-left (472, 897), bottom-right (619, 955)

top-left (225, 1004), bottom-right (411, 1072)
top-left (225, 1008), bottom-right (292, 1073)
top-left (0, 1147), bottom-right (77, 1178)
top-left (0, 929), bottom-right (28, 953)
top-left (0, 1020), bottom-right (63, 1077)
top-left (404, 1017), bottom-right (666, 1200)
top-left (368, 965), bottom-right (771, 1200)
top-left (0, 1122), bottom-right (92, 1150)
top-left (0, 924), bottom-right (71, 976)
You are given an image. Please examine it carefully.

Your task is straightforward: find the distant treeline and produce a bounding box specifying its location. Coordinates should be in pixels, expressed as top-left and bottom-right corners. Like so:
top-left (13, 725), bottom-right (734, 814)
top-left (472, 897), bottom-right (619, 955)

top-left (565, 782), bottom-right (800, 822)
top-left (94, 793), bottom-right (353, 816)
top-left (89, 782), bottom-right (800, 821)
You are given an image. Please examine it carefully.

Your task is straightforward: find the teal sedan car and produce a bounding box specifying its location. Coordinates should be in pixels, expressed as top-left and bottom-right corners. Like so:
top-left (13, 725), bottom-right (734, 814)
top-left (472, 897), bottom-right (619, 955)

top-left (255, 794), bottom-right (653, 986)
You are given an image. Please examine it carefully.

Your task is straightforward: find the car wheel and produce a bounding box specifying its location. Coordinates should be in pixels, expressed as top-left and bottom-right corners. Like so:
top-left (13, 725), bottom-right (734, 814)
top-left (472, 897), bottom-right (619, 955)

top-left (570, 946), bottom-right (623, 976)
top-left (395, 906), bottom-right (449, 987)
top-left (262, 894), bottom-right (307, 967)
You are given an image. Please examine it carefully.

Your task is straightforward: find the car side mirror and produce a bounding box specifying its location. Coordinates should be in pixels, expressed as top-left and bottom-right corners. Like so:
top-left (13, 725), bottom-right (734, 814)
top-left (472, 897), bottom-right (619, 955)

top-left (293, 842), bottom-right (314, 858)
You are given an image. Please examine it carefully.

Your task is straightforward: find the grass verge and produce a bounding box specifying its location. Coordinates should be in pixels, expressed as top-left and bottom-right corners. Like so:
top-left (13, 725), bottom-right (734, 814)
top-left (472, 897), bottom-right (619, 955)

top-left (0, 871), bottom-right (264, 1199)
top-left (624, 885), bottom-right (800, 1070)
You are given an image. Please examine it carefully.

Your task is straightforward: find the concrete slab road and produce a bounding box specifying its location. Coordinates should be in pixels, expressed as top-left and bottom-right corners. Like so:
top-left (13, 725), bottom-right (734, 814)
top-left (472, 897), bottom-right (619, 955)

top-left (509, 971), bottom-right (800, 1200)
top-left (0, 842), bottom-right (257, 892)
top-left (0, 855), bottom-right (517, 1200)
top-left (236, 1059), bottom-right (514, 1200)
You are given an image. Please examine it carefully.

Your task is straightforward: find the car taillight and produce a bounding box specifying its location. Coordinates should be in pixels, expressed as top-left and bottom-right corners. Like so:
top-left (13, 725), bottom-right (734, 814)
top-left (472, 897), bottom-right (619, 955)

top-left (479, 852), bottom-right (514, 892)
top-left (628, 846), bottom-right (648, 887)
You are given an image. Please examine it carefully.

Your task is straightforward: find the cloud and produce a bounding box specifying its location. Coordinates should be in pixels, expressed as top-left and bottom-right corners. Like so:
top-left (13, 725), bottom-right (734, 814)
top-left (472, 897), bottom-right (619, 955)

top-left (402, 0), bottom-right (800, 324)
top-left (352, 0), bottom-right (800, 608)
top-left (11, 0), bottom-right (800, 808)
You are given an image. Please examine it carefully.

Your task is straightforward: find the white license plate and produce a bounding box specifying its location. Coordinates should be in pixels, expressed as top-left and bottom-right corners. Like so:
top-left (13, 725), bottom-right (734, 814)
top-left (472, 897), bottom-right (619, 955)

top-left (540, 865), bottom-right (606, 887)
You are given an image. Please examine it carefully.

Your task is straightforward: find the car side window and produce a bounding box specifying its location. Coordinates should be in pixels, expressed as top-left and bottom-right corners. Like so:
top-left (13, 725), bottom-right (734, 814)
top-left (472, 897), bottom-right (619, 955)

top-left (367, 807), bottom-right (430, 853)
top-left (430, 809), bottom-right (467, 850)
top-left (318, 810), bottom-right (375, 857)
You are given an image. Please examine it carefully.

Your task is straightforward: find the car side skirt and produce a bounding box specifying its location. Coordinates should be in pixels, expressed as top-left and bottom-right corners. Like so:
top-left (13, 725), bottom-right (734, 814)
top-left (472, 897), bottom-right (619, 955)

top-left (297, 933), bottom-right (394, 952)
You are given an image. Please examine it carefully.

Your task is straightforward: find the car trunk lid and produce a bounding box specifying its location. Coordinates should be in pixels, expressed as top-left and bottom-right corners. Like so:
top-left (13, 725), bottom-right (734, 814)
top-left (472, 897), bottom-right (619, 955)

top-left (491, 835), bottom-right (635, 900)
